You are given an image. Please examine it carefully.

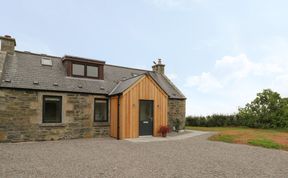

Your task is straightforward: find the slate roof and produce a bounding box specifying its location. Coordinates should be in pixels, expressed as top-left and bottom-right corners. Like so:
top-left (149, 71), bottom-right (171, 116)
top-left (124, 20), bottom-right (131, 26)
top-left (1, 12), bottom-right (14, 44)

top-left (0, 51), bottom-right (186, 99)
top-left (147, 72), bottom-right (185, 99)
top-left (109, 75), bottom-right (145, 96)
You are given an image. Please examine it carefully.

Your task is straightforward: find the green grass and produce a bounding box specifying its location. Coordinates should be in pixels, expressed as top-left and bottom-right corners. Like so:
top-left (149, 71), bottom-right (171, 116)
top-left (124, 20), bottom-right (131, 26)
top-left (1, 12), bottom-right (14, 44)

top-left (186, 126), bottom-right (248, 131)
top-left (210, 134), bottom-right (238, 143)
top-left (187, 126), bottom-right (288, 133)
top-left (248, 139), bottom-right (281, 149)
top-left (187, 126), bottom-right (288, 151)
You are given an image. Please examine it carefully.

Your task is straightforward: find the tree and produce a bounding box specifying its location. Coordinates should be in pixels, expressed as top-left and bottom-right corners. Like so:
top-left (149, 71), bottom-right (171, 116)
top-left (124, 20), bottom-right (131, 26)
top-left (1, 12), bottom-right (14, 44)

top-left (238, 89), bottom-right (288, 128)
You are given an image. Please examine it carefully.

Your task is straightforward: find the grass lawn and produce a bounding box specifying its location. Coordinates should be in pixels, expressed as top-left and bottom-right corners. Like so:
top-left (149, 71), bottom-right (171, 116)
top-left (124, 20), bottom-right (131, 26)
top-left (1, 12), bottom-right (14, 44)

top-left (187, 126), bottom-right (288, 151)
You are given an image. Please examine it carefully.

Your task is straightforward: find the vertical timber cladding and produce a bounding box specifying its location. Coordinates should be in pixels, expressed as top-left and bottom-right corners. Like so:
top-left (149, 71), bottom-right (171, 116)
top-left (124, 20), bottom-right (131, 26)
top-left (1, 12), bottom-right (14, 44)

top-left (119, 75), bottom-right (168, 139)
top-left (110, 95), bottom-right (118, 138)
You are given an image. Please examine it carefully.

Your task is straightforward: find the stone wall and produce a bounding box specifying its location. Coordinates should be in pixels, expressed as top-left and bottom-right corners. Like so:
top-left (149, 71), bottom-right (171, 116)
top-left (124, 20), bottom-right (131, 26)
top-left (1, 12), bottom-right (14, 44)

top-left (0, 89), bottom-right (109, 143)
top-left (0, 35), bottom-right (16, 55)
top-left (0, 52), bottom-right (7, 79)
top-left (168, 99), bottom-right (186, 130)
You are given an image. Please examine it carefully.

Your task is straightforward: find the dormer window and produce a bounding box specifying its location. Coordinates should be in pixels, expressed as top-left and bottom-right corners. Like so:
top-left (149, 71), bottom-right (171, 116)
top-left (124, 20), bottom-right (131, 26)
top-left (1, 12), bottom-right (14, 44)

top-left (71, 63), bottom-right (99, 78)
top-left (87, 65), bottom-right (98, 77)
top-left (63, 55), bottom-right (105, 80)
top-left (72, 64), bottom-right (85, 76)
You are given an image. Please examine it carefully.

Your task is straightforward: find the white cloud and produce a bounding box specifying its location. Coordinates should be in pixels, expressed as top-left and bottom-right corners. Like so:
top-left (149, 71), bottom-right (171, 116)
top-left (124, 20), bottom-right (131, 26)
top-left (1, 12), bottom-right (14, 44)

top-left (215, 54), bottom-right (283, 80)
top-left (185, 72), bottom-right (222, 92)
top-left (184, 53), bottom-right (288, 115)
top-left (215, 54), bottom-right (253, 79)
top-left (187, 54), bottom-right (288, 91)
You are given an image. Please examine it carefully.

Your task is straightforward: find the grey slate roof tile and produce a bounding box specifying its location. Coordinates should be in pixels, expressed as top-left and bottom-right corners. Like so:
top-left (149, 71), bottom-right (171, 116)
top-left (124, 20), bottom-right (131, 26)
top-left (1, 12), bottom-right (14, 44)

top-left (109, 75), bottom-right (144, 95)
top-left (148, 72), bottom-right (185, 99)
top-left (0, 51), bottom-right (185, 99)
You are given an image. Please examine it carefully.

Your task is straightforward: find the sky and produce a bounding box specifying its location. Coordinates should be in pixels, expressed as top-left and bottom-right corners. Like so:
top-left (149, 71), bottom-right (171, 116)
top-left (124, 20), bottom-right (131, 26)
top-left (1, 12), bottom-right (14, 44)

top-left (1, 0), bottom-right (288, 116)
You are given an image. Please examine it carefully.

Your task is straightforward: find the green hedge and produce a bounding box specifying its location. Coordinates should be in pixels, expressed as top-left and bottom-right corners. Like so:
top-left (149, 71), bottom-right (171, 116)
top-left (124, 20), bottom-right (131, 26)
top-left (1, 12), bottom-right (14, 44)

top-left (186, 89), bottom-right (288, 129)
top-left (186, 114), bottom-right (241, 127)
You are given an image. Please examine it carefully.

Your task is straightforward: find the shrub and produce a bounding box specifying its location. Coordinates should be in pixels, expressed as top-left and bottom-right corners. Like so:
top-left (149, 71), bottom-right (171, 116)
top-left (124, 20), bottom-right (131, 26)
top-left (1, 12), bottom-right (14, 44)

top-left (172, 118), bottom-right (182, 131)
top-left (186, 116), bottom-right (206, 126)
top-left (186, 114), bottom-right (239, 127)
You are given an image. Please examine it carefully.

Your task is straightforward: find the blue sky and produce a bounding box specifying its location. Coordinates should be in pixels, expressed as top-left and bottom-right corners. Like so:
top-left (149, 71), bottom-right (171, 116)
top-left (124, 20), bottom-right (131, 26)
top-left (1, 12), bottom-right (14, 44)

top-left (1, 0), bottom-right (288, 115)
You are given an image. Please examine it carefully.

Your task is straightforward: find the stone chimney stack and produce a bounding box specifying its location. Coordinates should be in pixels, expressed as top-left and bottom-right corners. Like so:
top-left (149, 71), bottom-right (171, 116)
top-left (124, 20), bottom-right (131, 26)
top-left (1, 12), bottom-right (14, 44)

top-left (152, 58), bottom-right (165, 74)
top-left (0, 35), bottom-right (16, 55)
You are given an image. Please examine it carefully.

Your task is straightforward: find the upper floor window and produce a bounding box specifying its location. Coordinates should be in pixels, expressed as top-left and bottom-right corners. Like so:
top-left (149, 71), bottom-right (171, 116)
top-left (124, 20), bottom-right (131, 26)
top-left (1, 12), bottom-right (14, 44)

top-left (87, 65), bottom-right (99, 78)
top-left (72, 64), bottom-right (85, 76)
top-left (62, 55), bottom-right (105, 80)
top-left (72, 63), bottom-right (99, 78)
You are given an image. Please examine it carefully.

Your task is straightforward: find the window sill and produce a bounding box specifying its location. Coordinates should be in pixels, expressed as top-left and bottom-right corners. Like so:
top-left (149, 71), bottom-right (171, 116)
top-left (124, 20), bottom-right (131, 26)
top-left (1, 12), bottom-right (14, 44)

top-left (93, 122), bottom-right (110, 127)
top-left (39, 123), bottom-right (66, 127)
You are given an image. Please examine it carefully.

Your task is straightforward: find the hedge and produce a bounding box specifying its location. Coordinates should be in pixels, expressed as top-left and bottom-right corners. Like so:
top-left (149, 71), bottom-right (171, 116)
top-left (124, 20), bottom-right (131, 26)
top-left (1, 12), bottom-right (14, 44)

top-left (186, 114), bottom-right (241, 127)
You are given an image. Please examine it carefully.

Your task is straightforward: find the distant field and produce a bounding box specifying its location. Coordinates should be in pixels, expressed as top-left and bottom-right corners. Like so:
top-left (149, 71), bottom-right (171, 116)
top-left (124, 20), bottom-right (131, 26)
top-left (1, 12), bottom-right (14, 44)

top-left (187, 126), bottom-right (288, 151)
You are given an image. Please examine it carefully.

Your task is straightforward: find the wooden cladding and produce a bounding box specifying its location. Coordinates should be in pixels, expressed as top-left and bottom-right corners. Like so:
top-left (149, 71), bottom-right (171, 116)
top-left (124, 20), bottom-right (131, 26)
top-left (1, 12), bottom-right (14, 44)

top-left (110, 95), bottom-right (119, 138)
top-left (110, 75), bottom-right (168, 139)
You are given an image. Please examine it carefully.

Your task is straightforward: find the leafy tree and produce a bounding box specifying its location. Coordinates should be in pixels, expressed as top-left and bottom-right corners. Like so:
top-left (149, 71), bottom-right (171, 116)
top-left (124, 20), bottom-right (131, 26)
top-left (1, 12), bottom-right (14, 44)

top-left (238, 89), bottom-right (288, 128)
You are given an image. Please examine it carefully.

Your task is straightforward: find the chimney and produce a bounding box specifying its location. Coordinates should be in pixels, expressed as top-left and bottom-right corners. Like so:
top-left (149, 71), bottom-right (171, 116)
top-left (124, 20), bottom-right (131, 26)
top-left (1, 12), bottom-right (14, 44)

top-left (0, 35), bottom-right (16, 55)
top-left (152, 58), bottom-right (165, 74)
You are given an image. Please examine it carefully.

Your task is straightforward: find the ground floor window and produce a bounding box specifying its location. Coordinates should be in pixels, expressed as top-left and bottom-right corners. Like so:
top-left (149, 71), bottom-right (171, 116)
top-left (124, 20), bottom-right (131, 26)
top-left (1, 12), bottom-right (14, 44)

top-left (94, 99), bottom-right (108, 122)
top-left (43, 96), bottom-right (62, 123)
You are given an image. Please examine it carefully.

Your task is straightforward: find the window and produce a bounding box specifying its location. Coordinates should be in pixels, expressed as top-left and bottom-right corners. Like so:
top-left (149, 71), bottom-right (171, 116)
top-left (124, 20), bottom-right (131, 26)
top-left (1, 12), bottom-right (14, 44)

top-left (43, 96), bottom-right (62, 123)
top-left (87, 65), bottom-right (99, 77)
top-left (41, 57), bottom-right (52, 66)
top-left (63, 55), bottom-right (105, 80)
top-left (72, 64), bottom-right (85, 76)
top-left (94, 99), bottom-right (108, 122)
top-left (71, 63), bottom-right (99, 78)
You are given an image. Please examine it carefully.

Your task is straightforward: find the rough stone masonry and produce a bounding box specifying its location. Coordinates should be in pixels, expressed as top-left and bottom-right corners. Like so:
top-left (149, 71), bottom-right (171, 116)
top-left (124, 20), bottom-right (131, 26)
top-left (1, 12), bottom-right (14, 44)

top-left (0, 89), bottom-right (109, 142)
top-left (168, 99), bottom-right (186, 130)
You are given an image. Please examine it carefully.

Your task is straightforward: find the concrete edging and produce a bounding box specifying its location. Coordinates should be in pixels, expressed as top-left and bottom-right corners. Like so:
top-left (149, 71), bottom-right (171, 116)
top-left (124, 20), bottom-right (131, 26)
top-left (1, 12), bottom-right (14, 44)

top-left (125, 130), bottom-right (211, 143)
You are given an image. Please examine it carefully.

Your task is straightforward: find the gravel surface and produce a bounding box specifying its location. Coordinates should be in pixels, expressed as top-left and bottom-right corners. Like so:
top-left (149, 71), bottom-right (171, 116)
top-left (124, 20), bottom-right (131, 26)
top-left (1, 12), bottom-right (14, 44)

top-left (1, 133), bottom-right (288, 178)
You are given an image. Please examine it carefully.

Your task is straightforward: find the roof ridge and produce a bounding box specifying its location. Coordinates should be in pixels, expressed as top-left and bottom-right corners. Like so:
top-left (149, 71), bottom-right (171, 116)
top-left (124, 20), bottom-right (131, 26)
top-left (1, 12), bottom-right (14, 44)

top-left (16, 50), bottom-right (153, 72)
top-left (121, 73), bottom-right (146, 82)
top-left (63, 55), bottom-right (105, 63)
top-left (15, 50), bottom-right (61, 59)
top-left (105, 64), bottom-right (151, 72)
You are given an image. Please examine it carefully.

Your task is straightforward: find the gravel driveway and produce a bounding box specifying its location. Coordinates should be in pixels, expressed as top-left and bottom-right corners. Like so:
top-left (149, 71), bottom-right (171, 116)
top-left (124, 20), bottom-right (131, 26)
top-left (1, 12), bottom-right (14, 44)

top-left (1, 133), bottom-right (288, 178)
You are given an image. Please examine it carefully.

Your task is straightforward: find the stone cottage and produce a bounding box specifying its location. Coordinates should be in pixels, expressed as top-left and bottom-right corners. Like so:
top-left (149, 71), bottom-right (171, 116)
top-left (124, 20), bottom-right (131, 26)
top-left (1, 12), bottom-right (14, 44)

top-left (0, 35), bottom-right (186, 142)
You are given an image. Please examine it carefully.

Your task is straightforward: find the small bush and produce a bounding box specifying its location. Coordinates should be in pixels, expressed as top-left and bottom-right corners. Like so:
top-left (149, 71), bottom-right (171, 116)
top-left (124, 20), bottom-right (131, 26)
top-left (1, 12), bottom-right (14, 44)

top-left (172, 118), bottom-right (182, 131)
